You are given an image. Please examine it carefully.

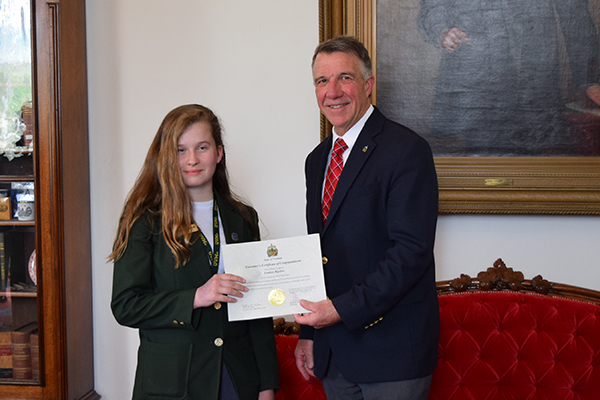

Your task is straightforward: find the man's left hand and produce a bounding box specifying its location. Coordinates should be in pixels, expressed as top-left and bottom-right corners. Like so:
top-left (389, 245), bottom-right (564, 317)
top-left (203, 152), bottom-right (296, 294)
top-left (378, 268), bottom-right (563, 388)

top-left (294, 299), bottom-right (341, 329)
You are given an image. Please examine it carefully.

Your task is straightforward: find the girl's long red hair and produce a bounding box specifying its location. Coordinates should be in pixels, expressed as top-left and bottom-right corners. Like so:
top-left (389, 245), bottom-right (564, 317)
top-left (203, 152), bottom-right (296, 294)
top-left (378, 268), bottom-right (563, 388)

top-left (109, 104), bottom-right (257, 268)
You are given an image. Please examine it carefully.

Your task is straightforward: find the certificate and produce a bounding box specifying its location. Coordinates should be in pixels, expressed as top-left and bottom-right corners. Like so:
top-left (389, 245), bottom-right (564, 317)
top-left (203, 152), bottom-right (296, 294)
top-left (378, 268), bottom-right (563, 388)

top-left (224, 234), bottom-right (327, 321)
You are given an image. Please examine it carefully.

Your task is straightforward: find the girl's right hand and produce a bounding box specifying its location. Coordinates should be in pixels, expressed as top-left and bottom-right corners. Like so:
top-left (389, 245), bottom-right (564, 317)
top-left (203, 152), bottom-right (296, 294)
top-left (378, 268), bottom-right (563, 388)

top-left (193, 274), bottom-right (248, 309)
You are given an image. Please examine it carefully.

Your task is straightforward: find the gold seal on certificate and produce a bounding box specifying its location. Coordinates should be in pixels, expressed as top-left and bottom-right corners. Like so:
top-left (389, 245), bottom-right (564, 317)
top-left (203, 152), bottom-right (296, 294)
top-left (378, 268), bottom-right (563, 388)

top-left (268, 289), bottom-right (286, 306)
top-left (224, 234), bottom-right (327, 321)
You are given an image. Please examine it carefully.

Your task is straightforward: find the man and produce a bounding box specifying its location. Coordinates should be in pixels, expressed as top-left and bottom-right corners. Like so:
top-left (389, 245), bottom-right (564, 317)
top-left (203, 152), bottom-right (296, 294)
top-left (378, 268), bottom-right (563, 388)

top-left (294, 36), bottom-right (440, 400)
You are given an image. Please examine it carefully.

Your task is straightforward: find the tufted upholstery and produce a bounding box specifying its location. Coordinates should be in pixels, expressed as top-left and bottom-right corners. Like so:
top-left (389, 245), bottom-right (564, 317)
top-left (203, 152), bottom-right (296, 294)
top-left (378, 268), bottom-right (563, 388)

top-left (275, 334), bottom-right (327, 400)
top-left (430, 291), bottom-right (600, 400)
top-left (273, 261), bottom-right (600, 400)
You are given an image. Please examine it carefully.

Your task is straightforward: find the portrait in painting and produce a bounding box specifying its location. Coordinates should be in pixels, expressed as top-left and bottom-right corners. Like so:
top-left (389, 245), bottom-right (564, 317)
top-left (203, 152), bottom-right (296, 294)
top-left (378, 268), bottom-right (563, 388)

top-left (376, 0), bottom-right (600, 156)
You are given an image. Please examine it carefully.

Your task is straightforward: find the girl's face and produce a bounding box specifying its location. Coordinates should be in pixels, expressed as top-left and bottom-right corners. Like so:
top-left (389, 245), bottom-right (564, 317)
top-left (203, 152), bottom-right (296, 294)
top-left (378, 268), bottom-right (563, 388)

top-left (177, 121), bottom-right (223, 202)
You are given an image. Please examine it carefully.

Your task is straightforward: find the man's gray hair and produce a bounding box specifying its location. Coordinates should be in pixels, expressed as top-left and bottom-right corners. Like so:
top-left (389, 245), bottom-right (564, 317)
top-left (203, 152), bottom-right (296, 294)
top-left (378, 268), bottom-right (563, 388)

top-left (312, 35), bottom-right (373, 80)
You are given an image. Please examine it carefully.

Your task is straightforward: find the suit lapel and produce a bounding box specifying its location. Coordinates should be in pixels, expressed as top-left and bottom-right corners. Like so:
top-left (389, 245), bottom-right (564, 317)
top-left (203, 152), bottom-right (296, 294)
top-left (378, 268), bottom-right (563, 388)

top-left (309, 136), bottom-right (332, 233)
top-left (323, 108), bottom-right (385, 233)
top-left (215, 192), bottom-right (246, 245)
top-left (187, 223), bottom-right (214, 283)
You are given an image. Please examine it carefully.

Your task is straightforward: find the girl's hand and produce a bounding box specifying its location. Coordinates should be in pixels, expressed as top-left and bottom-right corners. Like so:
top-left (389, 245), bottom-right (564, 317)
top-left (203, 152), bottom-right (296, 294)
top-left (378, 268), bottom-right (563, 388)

top-left (193, 274), bottom-right (248, 309)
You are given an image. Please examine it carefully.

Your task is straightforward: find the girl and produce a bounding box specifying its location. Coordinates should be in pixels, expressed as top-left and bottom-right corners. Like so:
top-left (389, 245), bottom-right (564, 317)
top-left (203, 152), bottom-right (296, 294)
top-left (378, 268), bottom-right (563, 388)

top-left (110, 104), bottom-right (278, 400)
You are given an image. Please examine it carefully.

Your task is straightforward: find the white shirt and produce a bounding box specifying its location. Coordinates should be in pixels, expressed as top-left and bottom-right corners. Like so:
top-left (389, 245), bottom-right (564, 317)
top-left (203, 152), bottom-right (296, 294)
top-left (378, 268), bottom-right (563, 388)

top-left (322, 105), bottom-right (374, 198)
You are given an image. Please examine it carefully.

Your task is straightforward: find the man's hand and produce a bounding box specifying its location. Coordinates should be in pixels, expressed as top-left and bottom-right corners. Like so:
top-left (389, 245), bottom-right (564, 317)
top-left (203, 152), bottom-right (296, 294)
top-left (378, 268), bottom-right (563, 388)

top-left (193, 274), bottom-right (248, 309)
top-left (293, 299), bottom-right (341, 329)
top-left (258, 389), bottom-right (275, 400)
top-left (441, 27), bottom-right (469, 52)
top-left (294, 339), bottom-right (316, 381)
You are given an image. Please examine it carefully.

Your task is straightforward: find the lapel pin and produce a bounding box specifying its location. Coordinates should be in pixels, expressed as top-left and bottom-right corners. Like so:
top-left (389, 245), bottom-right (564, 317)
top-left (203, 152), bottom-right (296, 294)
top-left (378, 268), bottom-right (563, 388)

top-left (231, 233), bottom-right (239, 241)
top-left (362, 145), bottom-right (369, 153)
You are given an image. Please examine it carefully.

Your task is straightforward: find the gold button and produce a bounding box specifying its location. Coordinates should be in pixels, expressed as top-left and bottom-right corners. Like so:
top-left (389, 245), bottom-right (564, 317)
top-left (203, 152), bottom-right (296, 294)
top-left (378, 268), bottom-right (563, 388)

top-left (322, 257), bottom-right (328, 265)
top-left (179, 321), bottom-right (185, 325)
top-left (214, 338), bottom-right (223, 347)
top-left (173, 320), bottom-right (178, 325)
top-left (214, 302), bottom-right (222, 310)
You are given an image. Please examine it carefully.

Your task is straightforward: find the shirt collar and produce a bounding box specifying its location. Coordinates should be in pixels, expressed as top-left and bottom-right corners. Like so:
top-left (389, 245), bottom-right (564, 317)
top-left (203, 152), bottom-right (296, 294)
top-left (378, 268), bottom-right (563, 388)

top-left (330, 105), bottom-right (374, 152)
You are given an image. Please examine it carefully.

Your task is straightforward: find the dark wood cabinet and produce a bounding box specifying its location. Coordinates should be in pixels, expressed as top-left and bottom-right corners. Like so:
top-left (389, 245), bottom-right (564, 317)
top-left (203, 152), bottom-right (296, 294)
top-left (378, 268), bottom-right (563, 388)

top-left (0, 0), bottom-right (98, 398)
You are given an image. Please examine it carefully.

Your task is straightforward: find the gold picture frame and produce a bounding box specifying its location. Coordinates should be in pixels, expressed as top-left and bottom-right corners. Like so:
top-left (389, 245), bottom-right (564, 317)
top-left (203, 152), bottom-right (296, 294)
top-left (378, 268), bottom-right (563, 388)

top-left (319, 0), bottom-right (600, 214)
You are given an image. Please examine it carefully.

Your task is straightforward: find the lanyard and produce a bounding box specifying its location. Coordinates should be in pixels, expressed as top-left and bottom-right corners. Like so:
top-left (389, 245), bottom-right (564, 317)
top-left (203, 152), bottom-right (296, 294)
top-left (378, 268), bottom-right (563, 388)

top-left (198, 198), bottom-right (220, 274)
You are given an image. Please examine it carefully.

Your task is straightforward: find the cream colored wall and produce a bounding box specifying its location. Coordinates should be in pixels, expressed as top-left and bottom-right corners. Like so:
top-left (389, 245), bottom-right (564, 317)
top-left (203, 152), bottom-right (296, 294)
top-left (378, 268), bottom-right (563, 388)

top-left (86, 1), bottom-right (600, 398)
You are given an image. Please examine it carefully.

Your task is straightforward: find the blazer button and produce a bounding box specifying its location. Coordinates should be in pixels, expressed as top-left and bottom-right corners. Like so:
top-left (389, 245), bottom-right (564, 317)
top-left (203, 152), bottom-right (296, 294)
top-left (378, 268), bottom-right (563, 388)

top-left (322, 257), bottom-right (328, 265)
top-left (214, 338), bottom-right (224, 347)
top-left (173, 320), bottom-right (179, 325)
top-left (214, 302), bottom-right (222, 310)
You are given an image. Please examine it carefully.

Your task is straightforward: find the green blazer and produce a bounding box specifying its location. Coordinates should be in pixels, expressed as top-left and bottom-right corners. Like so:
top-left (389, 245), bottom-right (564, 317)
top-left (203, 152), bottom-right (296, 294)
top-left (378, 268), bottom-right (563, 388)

top-left (112, 193), bottom-right (279, 400)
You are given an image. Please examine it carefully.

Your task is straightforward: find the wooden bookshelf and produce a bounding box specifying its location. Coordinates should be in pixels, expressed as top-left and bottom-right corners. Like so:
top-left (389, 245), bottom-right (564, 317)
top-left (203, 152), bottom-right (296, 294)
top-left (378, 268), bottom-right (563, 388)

top-left (0, 0), bottom-right (98, 398)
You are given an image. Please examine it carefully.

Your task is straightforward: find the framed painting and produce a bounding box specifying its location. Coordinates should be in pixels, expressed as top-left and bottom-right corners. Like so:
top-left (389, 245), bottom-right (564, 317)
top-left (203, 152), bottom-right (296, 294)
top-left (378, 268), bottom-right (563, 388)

top-left (319, 0), bottom-right (600, 214)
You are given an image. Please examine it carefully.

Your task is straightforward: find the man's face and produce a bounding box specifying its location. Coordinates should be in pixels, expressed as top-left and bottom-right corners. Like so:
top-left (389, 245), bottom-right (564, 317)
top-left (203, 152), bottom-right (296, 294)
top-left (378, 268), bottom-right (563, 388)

top-left (312, 51), bottom-right (374, 136)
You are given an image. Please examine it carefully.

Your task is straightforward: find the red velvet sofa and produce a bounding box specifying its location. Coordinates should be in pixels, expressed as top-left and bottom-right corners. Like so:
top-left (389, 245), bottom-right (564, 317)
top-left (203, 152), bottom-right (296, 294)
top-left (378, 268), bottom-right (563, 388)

top-left (274, 259), bottom-right (600, 400)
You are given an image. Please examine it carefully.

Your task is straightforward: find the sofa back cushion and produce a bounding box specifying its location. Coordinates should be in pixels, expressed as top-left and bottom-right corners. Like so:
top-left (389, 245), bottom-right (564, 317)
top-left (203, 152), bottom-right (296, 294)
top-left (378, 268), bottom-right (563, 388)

top-left (430, 291), bottom-right (600, 400)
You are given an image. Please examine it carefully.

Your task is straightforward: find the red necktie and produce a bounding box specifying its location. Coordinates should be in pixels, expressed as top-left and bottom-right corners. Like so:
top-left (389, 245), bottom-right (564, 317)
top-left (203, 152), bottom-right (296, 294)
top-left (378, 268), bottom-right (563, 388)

top-left (322, 138), bottom-right (348, 225)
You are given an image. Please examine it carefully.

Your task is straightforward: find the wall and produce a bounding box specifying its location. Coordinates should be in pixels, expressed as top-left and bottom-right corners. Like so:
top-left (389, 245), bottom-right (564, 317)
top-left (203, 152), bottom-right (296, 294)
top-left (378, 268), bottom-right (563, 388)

top-left (85, 1), bottom-right (600, 398)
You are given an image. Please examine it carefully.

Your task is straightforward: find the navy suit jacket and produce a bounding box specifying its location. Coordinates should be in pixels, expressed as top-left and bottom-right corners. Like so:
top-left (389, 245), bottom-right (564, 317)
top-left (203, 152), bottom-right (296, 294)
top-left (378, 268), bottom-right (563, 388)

top-left (300, 107), bottom-right (440, 383)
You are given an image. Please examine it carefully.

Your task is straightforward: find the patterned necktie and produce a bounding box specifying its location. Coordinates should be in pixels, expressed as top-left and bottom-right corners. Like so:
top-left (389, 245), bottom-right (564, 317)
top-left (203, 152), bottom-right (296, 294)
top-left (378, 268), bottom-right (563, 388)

top-left (322, 138), bottom-right (348, 225)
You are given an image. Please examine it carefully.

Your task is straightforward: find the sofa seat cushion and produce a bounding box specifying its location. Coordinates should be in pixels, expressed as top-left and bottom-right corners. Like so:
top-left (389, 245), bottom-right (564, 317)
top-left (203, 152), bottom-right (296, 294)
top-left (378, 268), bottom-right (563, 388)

top-left (430, 291), bottom-right (600, 400)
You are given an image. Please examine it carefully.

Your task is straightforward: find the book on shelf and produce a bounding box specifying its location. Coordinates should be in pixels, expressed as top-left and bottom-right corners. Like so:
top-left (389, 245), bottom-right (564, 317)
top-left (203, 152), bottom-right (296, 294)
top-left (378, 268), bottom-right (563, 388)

top-left (0, 232), bottom-right (6, 293)
top-left (30, 328), bottom-right (39, 381)
top-left (0, 326), bottom-right (12, 379)
top-left (5, 232), bottom-right (27, 286)
top-left (0, 295), bottom-right (12, 326)
top-left (11, 321), bottom-right (37, 380)
top-left (0, 231), bottom-right (13, 327)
